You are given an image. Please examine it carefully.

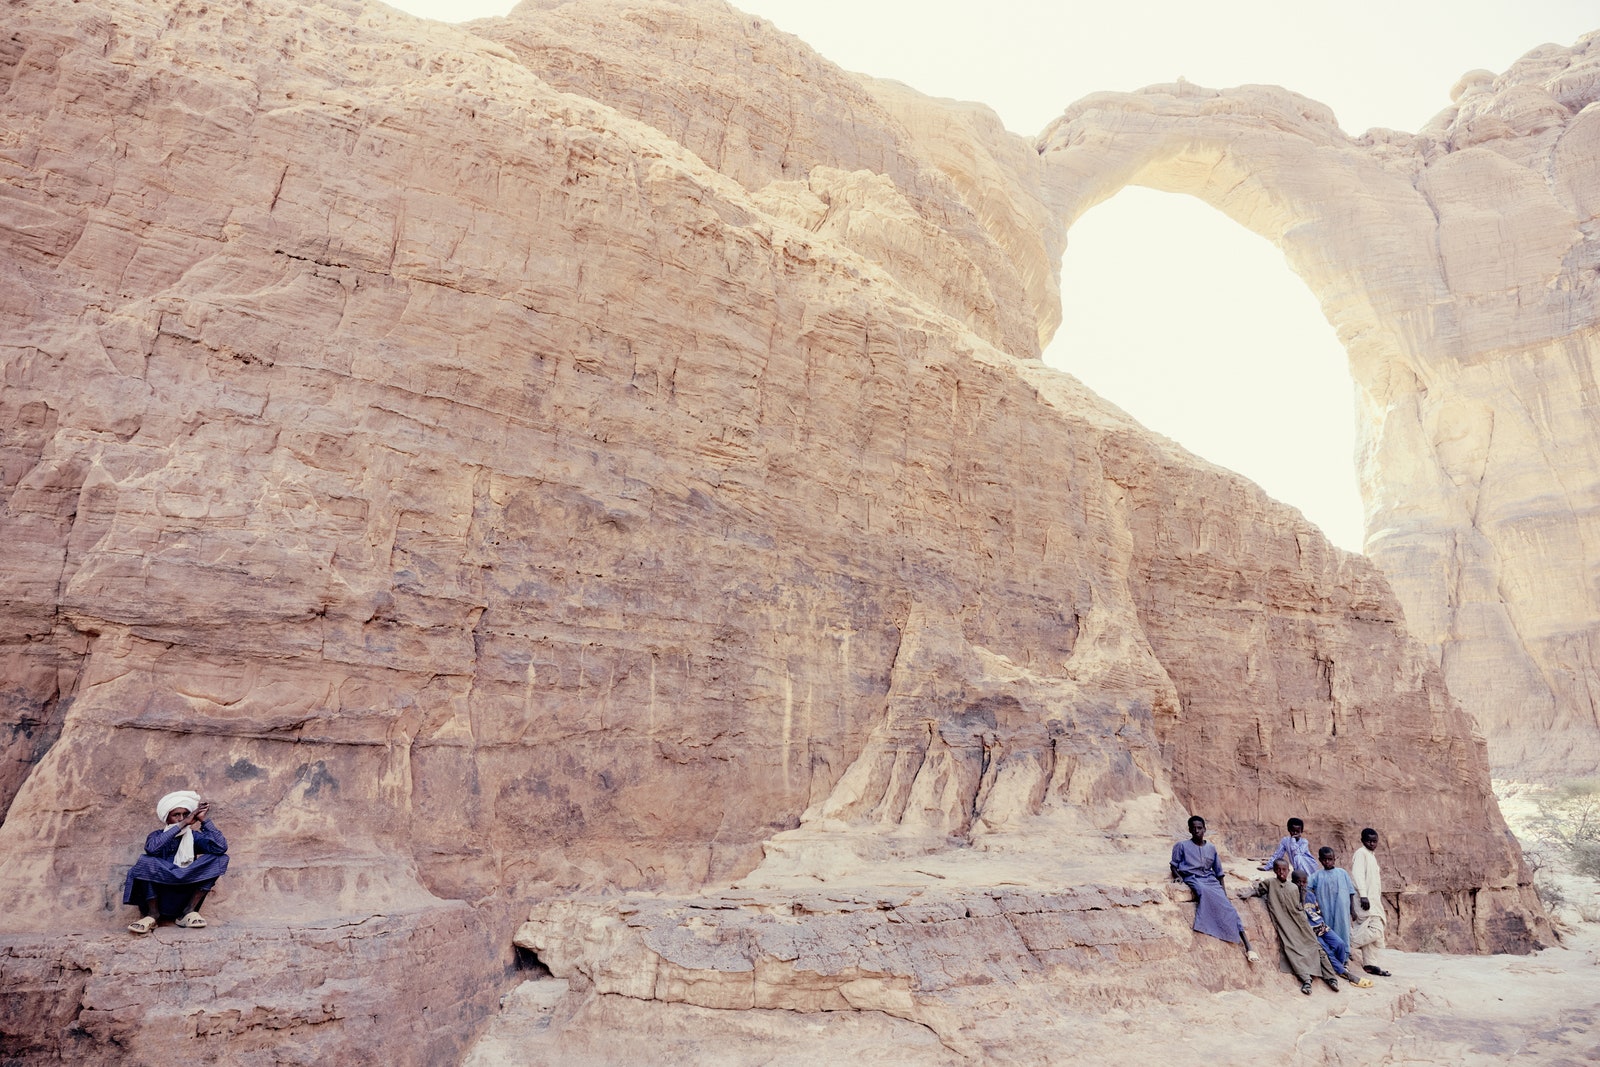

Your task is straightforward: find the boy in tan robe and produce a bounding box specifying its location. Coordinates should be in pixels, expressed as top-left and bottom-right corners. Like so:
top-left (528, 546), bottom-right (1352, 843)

top-left (1250, 858), bottom-right (1340, 995)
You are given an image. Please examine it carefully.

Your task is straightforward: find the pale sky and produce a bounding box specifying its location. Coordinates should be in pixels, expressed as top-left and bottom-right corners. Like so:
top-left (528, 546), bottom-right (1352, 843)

top-left (385, 0), bottom-right (1597, 552)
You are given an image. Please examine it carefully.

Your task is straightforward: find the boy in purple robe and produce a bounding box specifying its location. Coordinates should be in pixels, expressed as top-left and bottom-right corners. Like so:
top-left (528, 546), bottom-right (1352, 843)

top-left (1170, 815), bottom-right (1258, 963)
top-left (124, 789), bottom-right (230, 933)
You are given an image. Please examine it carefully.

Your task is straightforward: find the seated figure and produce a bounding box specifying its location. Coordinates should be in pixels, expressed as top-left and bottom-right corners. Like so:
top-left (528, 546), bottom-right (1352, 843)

top-left (124, 790), bottom-right (230, 933)
top-left (1170, 815), bottom-right (1258, 963)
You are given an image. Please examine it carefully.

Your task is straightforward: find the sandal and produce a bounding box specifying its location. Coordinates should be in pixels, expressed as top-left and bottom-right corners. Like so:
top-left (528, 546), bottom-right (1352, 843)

top-left (175, 912), bottom-right (207, 928)
top-left (1246, 950), bottom-right (1260, 964)
top-left (128, 916), bottom-right (156, 934)
top-left (1300, 979), bottom-right (1313, 995)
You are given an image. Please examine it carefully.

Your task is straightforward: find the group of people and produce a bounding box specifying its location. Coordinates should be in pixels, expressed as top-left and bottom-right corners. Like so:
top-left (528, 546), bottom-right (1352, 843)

top-left (1170, 815), bottom-right (1391, 995)
top-left (121, 789), bottom-right (1404, 982)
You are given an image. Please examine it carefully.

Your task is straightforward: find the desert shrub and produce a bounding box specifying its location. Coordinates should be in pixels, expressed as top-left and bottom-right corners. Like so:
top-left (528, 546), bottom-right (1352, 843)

top-left (1533, 873), bottom-right (1566, 910)
top-left (1529, 779), bottom-right (1600, 880)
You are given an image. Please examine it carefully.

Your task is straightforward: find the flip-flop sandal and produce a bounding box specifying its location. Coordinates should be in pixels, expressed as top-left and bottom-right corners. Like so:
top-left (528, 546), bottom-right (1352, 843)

top-left (1300, 979), bottom-right (1313, 995)
top-left (175, 912), bottom-right (207, 928)
top-left (1246, 950), bottom-right (1260, 964)
top-left (128, 916), bottom-right (156, 934)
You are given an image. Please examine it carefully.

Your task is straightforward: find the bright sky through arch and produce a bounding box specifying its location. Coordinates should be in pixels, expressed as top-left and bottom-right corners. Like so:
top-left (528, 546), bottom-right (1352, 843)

top-left (1047, 189), bottom-right (1363, 550)
top-left (386, 0), bottom-right (1597, 554)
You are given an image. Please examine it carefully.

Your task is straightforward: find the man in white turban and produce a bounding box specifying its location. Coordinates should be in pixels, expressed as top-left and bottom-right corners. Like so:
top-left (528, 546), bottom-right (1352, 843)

top-left (123, 789), bottom-right (230, 933)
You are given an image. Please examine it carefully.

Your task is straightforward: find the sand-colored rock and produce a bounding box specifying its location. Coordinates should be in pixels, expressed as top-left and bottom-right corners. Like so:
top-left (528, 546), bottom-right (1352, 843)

top-left (3, 904), bottom-right (515, 1065)
top-left (1036, 35), bottom-right (1600, 778)
top-left (474, 917), bottom-right (1600, 1065)
top-left (480, 787), bottom-right (1597, 1065)
top-left (472, 0), bottom-right (1044, 359)
top-left (0, 0), bottom-right (1572, 1061)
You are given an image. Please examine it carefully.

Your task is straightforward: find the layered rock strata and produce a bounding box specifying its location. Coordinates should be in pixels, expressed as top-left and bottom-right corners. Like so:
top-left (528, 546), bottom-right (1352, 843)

top-left (510, 884), bottom-right (1238, 1058)
top-left (2, 904), bottom-right (514, 1066)
top-left (0, 0), bottom-right (1560, 1061)
top-left (1037, 37), bottom-right (1600, 777)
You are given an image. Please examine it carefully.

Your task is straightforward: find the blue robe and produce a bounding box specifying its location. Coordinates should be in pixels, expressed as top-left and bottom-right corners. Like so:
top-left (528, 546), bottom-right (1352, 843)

top-left (1266, 835), bottom-right (1319, 879)
top-left (124, 821), bottom-right (230, 917)
top-left (1170, 838), bottom-right (1245, 943)
top-left (1308, 865), bottom-right (1357, 949)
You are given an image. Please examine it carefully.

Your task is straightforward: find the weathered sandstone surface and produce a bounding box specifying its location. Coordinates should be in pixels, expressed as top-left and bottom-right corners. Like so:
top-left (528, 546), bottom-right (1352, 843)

top-left (2, 904), bottom-right (515, 1065)
top-left (477, 913), bottom-right (1600, 1066)
top-left (1038, 37), bottom-right (1600, 778)
top-left (0, 0), bottom-right (1571, 1061)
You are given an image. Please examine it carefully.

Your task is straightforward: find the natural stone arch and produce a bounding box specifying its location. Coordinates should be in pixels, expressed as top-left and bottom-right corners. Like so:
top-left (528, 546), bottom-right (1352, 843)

top-left (1038, 82), bottom-right (1443, 392)
top-left (1033, 65), bottom-right (1600, 778)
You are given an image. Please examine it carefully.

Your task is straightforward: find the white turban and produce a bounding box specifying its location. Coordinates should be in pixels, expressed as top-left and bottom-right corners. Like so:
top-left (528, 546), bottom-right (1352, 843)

top-left (156, 790), bottom-right (203, 868)
top-left (156, 790), bottom-right (202, 823)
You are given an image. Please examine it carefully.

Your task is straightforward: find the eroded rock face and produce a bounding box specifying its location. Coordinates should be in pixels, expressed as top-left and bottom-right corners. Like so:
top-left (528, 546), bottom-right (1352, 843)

top-left (2, 904), bottom-right (514, 1066)
top-left (1037, 35), bottom-right (1600, 778)
top-left (471, 0), bottom-right (1045, 359)
top-left (0, 0), bottom-right (1557, 1060)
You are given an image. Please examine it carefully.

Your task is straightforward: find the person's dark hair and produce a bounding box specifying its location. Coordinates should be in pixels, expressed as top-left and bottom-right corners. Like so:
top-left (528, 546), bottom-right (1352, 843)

top-left (1361, 827), bottom-right (1378, 839)
top-left (1187, 815), bottom-right (1206, 830)
top-left (1287, 818), bottom-right (1304, 831)
top-left (1318, 846), bottom-right (1335, 859)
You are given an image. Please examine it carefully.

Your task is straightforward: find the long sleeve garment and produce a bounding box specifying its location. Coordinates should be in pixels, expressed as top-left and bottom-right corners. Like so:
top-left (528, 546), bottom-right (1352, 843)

top-left (123, 820), bottom-right (231, 904)
top-left (1258, 877), bottom-right (1338, 982)
top-left (1309, 866), bottom-right (1358, 948)
top-left (1170, 838), bottom-right (1245, 944)
top-left (1351, 847), bottom-right (1383, 904)
top-left (1266, 835), bottom-right (1319, 878)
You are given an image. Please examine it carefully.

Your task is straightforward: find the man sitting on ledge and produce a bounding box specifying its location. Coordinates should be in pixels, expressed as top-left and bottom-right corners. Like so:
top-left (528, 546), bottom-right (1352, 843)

top-left (124, 789), bottom-right (230, 934)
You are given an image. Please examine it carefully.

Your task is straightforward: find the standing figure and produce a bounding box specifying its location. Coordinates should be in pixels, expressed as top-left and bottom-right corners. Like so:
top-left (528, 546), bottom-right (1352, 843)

top-left (1350, 827), bottom-right (1391, 976)
top-left (1260, 817), bottom-right (1319, 878)
top-left (1251, 859), bottom-right (1341, 994)
top-left (1170, 815), bottom-right (1259, 963)
top-left (124, 790), bottom-right (230, 934)
top-left (1308, 845), bottom-right (1359, 952)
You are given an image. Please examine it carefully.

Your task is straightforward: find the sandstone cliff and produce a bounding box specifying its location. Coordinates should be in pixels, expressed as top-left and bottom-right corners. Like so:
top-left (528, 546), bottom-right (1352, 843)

top-left (0, 0), bottom-right (1561, 1062)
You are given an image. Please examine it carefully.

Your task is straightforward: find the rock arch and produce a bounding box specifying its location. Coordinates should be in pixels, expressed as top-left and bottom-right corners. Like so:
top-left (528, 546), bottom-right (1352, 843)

top-left (1033, 49), bottom-right (1600, 777)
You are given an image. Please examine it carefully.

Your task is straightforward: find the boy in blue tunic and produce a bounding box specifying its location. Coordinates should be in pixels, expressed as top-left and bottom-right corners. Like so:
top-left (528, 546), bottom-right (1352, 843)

top-left (1170, 815), bottom-right (1259, 963)
top-left (1307, 845), bottom-right (1359, 952)
top-left (124, 789), bottom-right (230, 933)
top-left (1260, 817), bottom-right (1319, 878)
